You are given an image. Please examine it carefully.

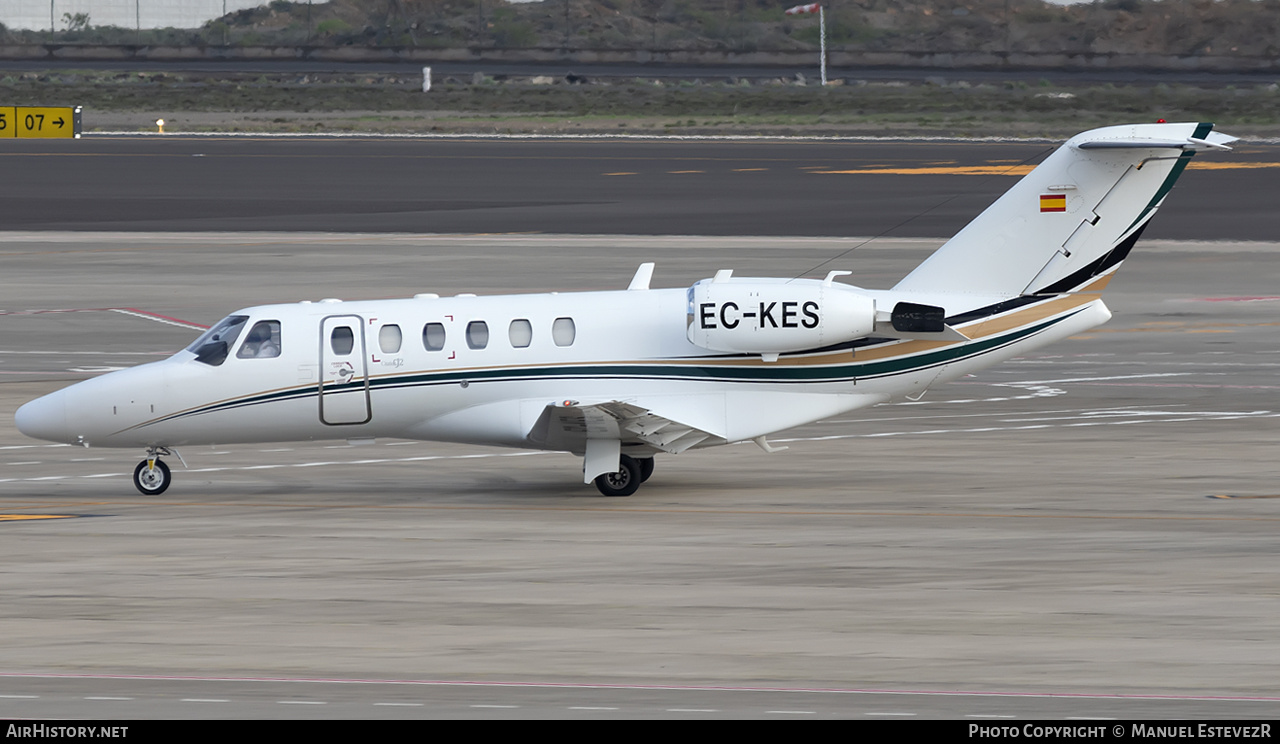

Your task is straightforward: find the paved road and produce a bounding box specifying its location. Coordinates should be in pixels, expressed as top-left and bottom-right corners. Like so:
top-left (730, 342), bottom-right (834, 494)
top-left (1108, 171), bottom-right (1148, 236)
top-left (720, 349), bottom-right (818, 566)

top-left (1, 231), bottom-right (1278, 719)
top-left (0, 135), bottom-right (1275, 240)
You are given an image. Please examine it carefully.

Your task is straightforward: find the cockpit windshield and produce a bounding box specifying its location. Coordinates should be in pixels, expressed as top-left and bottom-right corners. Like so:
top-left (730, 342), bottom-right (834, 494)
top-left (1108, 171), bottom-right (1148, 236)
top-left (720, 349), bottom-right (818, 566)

top-left (186, 315), bottom-right (249, 366)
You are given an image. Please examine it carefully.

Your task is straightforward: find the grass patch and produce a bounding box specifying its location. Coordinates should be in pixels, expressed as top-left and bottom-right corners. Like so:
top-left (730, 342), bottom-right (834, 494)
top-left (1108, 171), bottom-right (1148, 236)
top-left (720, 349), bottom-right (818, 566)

top-left (7, 69), bottom-right (1279, 138)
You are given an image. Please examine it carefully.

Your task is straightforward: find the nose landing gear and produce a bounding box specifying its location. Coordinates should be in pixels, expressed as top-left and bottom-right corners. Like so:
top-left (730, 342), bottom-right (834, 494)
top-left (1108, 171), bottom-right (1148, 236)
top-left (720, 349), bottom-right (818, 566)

top-left (133, 447), bottom-right (174, 495)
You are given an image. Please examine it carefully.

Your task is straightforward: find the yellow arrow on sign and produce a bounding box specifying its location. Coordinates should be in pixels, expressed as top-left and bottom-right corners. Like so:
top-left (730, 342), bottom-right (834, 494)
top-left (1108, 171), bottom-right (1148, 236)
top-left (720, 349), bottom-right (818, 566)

top-left (0, 106), bottom-right (81, 139)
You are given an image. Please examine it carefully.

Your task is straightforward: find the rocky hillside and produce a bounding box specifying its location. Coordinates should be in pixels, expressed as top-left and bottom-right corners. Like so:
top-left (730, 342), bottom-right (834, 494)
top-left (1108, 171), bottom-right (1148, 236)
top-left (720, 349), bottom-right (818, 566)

top-left (7, 0), bottom-right (1280, 60)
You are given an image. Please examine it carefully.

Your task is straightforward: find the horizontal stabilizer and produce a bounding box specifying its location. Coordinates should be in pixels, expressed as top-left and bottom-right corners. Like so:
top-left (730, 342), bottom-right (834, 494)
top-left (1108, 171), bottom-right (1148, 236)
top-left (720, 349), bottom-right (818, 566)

top-left (1076, 140), bottom-right (1189, 150)
top-left (1076, 132), bottom-right (1237, 151)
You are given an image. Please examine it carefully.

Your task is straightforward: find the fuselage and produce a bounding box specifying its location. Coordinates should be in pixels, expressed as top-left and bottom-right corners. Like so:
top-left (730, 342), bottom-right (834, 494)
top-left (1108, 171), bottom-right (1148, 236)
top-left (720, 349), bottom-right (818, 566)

top-left (14, 281), bottom-right (1113, 453)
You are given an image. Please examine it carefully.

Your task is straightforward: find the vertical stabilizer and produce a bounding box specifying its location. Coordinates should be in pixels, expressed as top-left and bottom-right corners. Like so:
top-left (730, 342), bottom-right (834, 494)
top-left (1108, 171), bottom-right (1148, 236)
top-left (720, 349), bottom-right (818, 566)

top-left (893, 122), bottom-right (1235, 299)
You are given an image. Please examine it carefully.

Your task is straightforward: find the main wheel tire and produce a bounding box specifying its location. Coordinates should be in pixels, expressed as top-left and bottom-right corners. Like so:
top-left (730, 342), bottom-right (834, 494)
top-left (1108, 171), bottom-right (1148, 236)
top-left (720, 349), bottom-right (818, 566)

top-left (133, 459), bottom-right (172, 495)
top-left (594, 454), bottom-right (641, 497)
top-left (637, 457), bottom-right (656, 483)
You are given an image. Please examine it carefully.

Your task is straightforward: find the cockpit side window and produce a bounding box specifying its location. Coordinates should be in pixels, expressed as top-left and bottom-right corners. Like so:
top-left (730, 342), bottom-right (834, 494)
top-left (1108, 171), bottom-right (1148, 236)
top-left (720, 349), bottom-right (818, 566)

top-left (237, 320), bottom-right (282, 359)
top-left (187, 315), bottom-right (249, 367)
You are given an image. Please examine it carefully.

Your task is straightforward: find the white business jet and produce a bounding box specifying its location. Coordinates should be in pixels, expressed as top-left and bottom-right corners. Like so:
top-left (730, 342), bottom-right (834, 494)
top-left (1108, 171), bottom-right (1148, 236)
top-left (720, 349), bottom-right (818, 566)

top-left (15, 122), bottom-right (1234, 497)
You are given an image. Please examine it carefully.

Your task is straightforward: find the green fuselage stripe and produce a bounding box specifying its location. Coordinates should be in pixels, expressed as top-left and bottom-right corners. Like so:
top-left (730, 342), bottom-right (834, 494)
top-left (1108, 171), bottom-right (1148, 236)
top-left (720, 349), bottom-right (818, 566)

top-left (138, 308), bottom-right (1078, 431)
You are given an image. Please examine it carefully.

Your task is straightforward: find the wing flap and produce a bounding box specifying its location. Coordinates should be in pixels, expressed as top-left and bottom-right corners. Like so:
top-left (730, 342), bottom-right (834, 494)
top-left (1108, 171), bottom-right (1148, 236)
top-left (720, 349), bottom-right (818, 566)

top-left (527, 399), bottom-right (723, 455)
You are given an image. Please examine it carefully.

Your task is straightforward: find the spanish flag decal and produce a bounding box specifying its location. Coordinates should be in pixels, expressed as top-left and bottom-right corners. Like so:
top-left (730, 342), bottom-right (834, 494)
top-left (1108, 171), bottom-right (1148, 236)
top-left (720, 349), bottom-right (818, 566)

top-left (1040, 194), bottom-right (1067, 213)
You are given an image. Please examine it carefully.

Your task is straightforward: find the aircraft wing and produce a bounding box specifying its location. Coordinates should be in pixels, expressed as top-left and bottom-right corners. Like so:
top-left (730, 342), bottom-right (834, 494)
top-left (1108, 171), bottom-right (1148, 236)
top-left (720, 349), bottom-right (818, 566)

top-left (526, 400), bottom-right (721, 455)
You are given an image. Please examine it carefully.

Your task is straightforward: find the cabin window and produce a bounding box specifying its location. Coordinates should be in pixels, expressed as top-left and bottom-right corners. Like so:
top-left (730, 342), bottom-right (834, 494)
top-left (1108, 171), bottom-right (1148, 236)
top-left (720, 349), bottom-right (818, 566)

top-left (552, 317), bottom-right (576, 347)
top-left (330, 326), bottom-right (355, 355)
top-left (187, 314), bottom-right (248, 367)
top-left (467, 321), bottom-right (489, 350)
top-left (422, 322), bottom-right (446, 352)
top-left (237, 320), bottom-right (282, 359)
top-left (379, 324), bottom-right (403, 354)
top-left (508, 319), bottom-right (532, 348)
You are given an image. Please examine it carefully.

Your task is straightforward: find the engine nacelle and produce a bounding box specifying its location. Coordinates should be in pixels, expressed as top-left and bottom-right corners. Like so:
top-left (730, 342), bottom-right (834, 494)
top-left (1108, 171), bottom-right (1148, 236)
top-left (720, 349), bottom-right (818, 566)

top-left (686, 275), bottom-right (876, 355)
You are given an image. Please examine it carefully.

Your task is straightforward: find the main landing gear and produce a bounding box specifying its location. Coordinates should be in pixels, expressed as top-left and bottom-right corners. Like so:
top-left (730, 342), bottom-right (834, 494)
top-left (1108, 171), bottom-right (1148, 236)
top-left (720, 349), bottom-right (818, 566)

top-left (133, 447), bottom-right (174, 495)
top-left (593, 455), bottom-right (655, 497)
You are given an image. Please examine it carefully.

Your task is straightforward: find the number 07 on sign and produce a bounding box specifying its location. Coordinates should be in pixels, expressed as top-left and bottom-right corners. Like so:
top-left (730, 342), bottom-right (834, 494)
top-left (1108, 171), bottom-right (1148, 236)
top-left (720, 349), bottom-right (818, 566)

top-left (0, 106), bottom-right (82, 138)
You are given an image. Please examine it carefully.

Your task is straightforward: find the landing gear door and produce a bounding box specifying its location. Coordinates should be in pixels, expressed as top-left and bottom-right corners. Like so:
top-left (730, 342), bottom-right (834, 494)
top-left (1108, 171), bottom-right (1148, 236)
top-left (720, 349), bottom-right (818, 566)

top-left (319, 314), bottom-right (372, 425)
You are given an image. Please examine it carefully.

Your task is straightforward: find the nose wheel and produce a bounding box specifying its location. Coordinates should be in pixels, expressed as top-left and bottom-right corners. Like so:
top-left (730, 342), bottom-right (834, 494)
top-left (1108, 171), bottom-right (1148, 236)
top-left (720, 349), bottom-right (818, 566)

top-left (133, 450), bottom-right (173, 495)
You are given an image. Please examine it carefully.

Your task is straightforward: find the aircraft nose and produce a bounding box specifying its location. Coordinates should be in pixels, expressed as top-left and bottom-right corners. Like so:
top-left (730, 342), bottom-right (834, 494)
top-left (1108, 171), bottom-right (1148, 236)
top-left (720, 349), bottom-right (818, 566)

top-left (14, 390), bottom-right (69, 443)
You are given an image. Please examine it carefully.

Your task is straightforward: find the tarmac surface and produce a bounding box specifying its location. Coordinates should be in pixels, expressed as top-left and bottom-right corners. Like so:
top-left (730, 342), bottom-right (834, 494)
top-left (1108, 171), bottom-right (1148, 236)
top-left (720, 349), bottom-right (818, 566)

top-left (0, 135), bottom-right (1276, 240)
top-left (1, 231), bottom-right (1278, 719)
top-left (0, 136), bottom-right (1277, 720)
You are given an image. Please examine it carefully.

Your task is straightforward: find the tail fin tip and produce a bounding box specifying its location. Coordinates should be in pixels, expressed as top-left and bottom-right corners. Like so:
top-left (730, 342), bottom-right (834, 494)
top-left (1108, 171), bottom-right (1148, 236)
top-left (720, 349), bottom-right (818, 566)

top-left (893, 122), bottom-right (1235, 299)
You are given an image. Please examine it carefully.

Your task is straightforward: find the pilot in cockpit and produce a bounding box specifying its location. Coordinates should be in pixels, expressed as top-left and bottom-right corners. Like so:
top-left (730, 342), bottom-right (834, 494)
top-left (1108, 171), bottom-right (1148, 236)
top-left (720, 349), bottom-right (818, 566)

top-left (237, 321), bottom-right (281, 359)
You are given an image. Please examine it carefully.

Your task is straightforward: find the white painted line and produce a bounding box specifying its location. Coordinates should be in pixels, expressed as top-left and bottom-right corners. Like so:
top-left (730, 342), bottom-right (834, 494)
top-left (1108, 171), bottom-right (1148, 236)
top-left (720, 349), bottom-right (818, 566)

top-left (0, 444), bottom-right (70, 450)
top-left (107, 308), bottom-right (207, 330)
top-left (277, 700), bottom-right (327, 705)
top-left (91, 130), bottom-right (1065, 144)
top-left (67, 366), bottom-right (126, 374)
top-left (1003, 373), bottom-right (1194, 385)
top-left (775, 411), bottom-right (1280, 445)
top-left (85, 696), bottom-right (133, 700)
top-left (0, 350), bottom-right (168, 357)
top-left (0, 694), bottom-right (39, 699)
top-left (0, 450), bottom-right (548, 484)
top-left (824, 403), bottom-right (1164, 425)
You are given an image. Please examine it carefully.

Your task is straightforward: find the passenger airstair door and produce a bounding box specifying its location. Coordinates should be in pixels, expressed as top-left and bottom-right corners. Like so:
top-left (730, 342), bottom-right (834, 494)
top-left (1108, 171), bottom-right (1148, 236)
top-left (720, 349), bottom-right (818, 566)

top-left (319, 314), bottom-right (372, 425)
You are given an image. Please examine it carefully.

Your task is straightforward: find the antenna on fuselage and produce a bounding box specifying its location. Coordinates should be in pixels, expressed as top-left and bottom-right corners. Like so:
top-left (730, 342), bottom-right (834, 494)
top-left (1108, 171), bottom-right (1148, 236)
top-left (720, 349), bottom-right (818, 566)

top-left (628, 262), bottom-right (655, 291)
